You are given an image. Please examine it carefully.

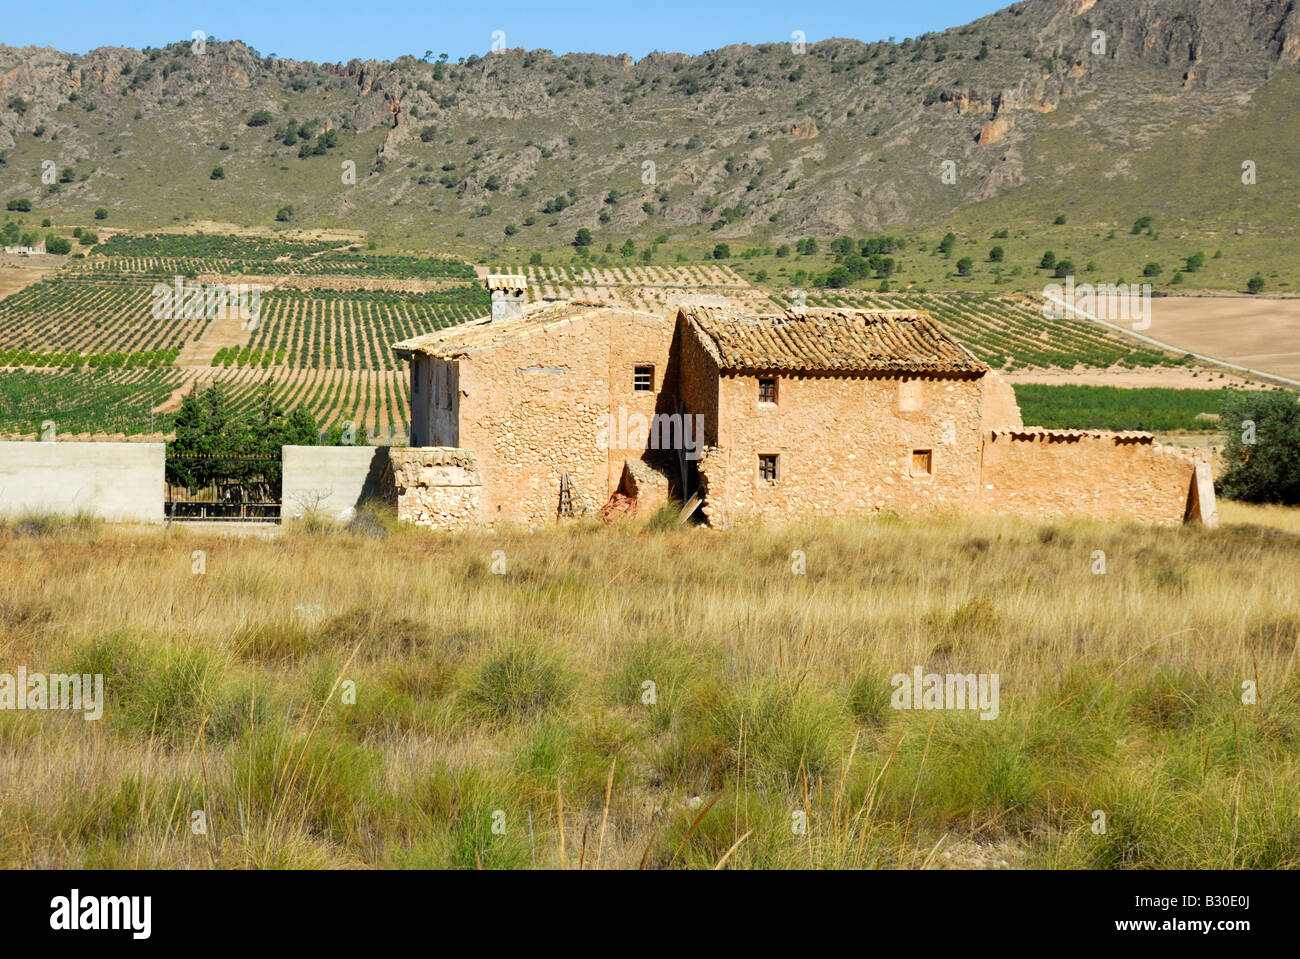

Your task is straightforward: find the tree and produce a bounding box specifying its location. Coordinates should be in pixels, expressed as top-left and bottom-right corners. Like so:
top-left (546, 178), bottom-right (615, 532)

top-left (93, 207), bottom-right (107, 220)
top-left (275, 205), bottom-right (294, 222)
top-left (1248, 275), bottom-right (1266, 294)
top-left (6, 199), bottom-right (31, 212)
top-left (210, 166), bottom-right (225, 180)
top-left (1053, 214), bottom-right (1066, 225)
top-left (938, 233), bottom-right (956, 256)
top-left (956, 257), bottom-right (973, 276)
top-left (712, 243), bottom-right (731, 260)
top-left (573, 228), bottom-right (592, 248)
top-left (1039, 250), bottom-right (1056, 270)
top-left (45, 235), bottom-right (71, 255)
top-left (247, 110), bottom-right (273, 127)
top-left (1054, 260), bottom-right (1075, 278)
top-left (1185, 252), bottom-right (1205, 272)
top-left (1142, 262), bottom-right (1162, 277)
top-left (1218, 390), bottom-right (1300, 503)
top-left (989, 246), bottom-right (1004, 262)
top-left (821, 265), bottom-right (850, 287)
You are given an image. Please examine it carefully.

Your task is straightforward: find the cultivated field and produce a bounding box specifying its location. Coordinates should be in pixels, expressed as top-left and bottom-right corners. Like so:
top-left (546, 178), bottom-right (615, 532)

top-left (0, 235), bottom-right (1286, 439)
top-left (0, 505), bottom-right (1296, 869)
top-left (1139, 297), bottom-right (1300, 383)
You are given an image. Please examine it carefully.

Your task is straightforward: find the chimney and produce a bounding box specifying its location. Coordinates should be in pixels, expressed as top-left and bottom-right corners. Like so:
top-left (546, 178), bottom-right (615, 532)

top-left (486, 273), bottom-right (527, 321)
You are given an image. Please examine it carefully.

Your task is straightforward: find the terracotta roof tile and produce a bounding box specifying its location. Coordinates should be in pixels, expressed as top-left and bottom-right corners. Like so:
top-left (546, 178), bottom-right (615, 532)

top-left (988, 427), bottom-right (1156, 442)
top-left (681, 306), bottom-right (988, 375)
top-left (392, 300), bottom-right (619, 357)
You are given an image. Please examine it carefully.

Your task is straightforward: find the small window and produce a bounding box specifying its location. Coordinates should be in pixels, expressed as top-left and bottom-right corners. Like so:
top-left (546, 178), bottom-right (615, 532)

top-left (633, 365), bottom-right (654, 391)
top-left (759, 377), bottom-right (778, 404)
top-left (911, 449), bottom-right (933, 477)
top-left (759, 454), bottom-right (779, 483)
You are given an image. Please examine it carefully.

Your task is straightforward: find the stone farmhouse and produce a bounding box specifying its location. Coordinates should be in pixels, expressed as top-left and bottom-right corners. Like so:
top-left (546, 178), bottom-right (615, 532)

top-left (389, 275), bottom-right (1216, 529)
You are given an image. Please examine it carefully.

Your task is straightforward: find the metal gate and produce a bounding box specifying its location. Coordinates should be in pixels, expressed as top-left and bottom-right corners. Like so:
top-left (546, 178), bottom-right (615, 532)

top-left (164, 453), bottom-right (281, 521)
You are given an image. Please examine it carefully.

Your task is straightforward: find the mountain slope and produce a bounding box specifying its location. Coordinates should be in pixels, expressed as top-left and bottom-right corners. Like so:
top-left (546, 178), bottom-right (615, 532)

top-left (0, 0), bottom-right (1297, 252)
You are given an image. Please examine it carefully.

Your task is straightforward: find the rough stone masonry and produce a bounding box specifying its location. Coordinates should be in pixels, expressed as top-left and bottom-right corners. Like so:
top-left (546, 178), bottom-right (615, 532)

top-left (388, 276), bottom-right (1214, 530)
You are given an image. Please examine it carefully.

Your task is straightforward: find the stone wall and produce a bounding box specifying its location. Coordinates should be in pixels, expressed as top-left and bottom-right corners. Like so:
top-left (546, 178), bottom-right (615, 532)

top-left (389, 447), bottom-right (483, 530)
top-left (700, 372), bottom-right (987, 527)
top-left (978, 429), bottom-right (1208, 524)
top-left (0, 441), bottom-right (164, 523)
top-left (980, 370), bottom-right (1024, 429)
top-left (453, 308), bottom-right (678, 527)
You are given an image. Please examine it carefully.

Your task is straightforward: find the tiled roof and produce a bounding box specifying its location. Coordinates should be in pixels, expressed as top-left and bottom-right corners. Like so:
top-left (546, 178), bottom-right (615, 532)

top-left (681, 306), bottom-right (989, 375)
top-left (392, 300), bottom-right (615, 358)
top-left (988, 427), bottom-right (1155, 443)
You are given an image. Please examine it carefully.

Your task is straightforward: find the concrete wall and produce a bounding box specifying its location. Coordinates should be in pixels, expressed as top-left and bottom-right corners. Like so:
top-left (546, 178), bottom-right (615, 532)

top-left (281, 445), bottom-right (391, 520)
top-left (978, 429), bottom-right (1206, 524)
top-left (0, 441), bottom-right (164, 523)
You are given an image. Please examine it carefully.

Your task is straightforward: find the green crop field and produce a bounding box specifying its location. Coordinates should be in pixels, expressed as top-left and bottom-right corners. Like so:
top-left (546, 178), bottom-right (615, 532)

top-left (79, 234), bottom-right (478, 279)
top-left (0, 276), bottom-right (208, 355)
top-left (242, 285), bottom-right (489, 371)
top-left (0, 231), bottom-right (1264, 440)
top-left (1010, 384), bottom-right (1298, 433)
top-left (194, 367), bottom-right (411, 441)
top-left (0, 367), bottom-right (186, 437)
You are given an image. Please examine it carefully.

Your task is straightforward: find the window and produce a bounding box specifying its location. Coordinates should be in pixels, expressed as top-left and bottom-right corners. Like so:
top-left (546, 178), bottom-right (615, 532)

top-left (759, 454), bottom-right (779, 483)
top-left (633, 365), bottom-right (654, 391)
top-left (759, 377), bottom-right (778, 404)
top-left (911, 449), bottom-right (933, 477)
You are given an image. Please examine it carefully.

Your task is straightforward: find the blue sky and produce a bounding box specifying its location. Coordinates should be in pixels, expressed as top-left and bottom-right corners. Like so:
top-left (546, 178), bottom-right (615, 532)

top-left (5, 0), bottom-right (1010, 63)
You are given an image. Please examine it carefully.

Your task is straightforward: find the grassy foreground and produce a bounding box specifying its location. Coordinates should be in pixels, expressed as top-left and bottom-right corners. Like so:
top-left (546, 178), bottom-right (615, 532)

top-left (0, 503), bottom-right (1297, 869)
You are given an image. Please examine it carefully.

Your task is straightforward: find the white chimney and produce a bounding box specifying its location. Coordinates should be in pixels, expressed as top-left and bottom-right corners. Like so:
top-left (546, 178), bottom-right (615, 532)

top-left (486, 274), bottom-right (527, 321)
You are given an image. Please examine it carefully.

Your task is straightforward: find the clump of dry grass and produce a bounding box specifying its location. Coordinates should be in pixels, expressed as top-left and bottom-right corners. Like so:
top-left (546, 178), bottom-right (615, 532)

top-left (0, 502), bottom-right (1297, 869)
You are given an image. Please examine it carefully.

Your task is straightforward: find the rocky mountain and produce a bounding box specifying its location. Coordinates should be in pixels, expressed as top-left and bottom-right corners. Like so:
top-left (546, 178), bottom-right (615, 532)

top-left (0, 0), bottom-right (1297, 250)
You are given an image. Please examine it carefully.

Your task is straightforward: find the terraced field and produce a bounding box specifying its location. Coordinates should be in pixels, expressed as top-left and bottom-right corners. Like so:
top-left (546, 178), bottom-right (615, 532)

top-left (241, 285), bottom-right (489, 371)
top-left (80, 233), bottom-right (477, 280)
top-left (0, 276), bottom-right (211, 354)
top-left (182, 367), bottom-right (411, 442)
top-left (0, 367), bottom-right (187, 438)
top-left (0, 234), bottom-right (1212, 439)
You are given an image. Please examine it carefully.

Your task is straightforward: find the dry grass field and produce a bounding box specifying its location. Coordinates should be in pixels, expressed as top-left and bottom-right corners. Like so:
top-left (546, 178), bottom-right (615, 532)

top-left (0, 503), bottom-right (1297, 870)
